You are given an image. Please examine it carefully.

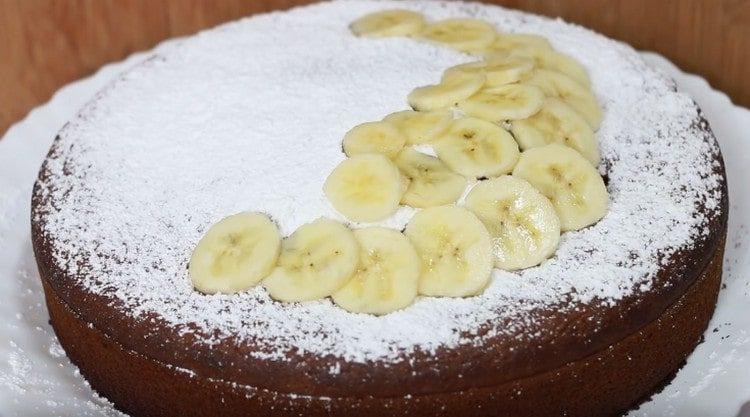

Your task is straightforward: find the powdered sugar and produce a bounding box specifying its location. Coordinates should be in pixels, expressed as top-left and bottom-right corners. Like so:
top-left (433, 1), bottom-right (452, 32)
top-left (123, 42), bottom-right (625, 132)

top-left (34, 0), bottom-right (723, 366)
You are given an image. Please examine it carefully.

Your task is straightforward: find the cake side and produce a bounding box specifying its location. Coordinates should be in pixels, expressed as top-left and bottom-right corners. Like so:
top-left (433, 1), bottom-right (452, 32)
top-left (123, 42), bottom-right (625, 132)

top-left (31, 0), bottom-right (727, 398)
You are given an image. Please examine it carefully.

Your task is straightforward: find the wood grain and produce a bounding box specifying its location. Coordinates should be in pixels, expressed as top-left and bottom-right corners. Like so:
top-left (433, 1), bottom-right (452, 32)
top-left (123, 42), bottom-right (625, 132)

top-left (1, 0), bottom-right (748, 135)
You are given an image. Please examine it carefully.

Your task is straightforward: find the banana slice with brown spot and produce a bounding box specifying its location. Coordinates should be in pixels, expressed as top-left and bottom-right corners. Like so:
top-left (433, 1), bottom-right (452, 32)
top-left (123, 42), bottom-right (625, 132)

top-left (525, 69), bottom-right (602, 130)
top-left (512, 144), bottom-right (608, 231)
top-left (383, 109), bottom-right (453, 145)
top-left (433, 117), bottom-right (520, 178)
top-left (332, 227), bottom-right (420, 315)
top-left (465, 176), bottom-right (560, 270)
top-left (404, 206), bottom-right (493, 297)
top-left (458, 83), bottom-right (545, 121)
top-left (511, 98), bottom-right (600, 165)
top-left (408, 71), bottom-right (486, 112)
top-left (395, 148), bottom-right (467, 208)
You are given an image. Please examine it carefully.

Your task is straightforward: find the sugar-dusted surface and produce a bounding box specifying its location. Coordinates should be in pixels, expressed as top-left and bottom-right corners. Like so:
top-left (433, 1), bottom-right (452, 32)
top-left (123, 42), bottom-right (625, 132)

top-left (34, 0), bottom-right (722, 364)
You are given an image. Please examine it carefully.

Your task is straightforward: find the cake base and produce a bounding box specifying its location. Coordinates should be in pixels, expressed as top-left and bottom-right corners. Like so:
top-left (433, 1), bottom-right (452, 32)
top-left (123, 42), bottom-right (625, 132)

top-left (43, 234), bottom-right (724, 417)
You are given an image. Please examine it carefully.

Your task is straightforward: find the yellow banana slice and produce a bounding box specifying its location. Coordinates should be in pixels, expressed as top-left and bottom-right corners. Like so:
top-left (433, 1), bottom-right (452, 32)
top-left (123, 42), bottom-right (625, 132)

top-left (444, 55), bottom-right (535, 88)
top-left (408, 71), bottom-right (486, 112)
top-left (525, 69), bottom-right (603, 129)
top-left (511, 98), bottom-right (600, 165)
top-left (395, 148), bottom-right (467, 208)
top-left (433, 117), bottom-right (520, 178)
top-left (189, 212), bottom-right (281, 294)
top-left (458, 83), bottom-right (545, 121)
top-left (343, 120), bottom-right (406, 159)
top-left (383, 109), bottom-right (453, 145)
top-left (489, 33), bottom-right (553, 54)
top-left (419, 18), bottom-right (497, 52)
top-left (465, 176), bottom-right (561, 270)
top-left (511, 48), bottom-right (591, 88)
top-left (350, 9), bottom-right (425, 38)
top-left (405, 206), bottom-right (493, 297)
top-left (512, 144), bottom-right (608, 231)
top-left (263, 218), bottom-right (360, 302)
top-left (332, 227), bottom-right (420, 315)
top-left (324, 154), bottom-right (406, 222)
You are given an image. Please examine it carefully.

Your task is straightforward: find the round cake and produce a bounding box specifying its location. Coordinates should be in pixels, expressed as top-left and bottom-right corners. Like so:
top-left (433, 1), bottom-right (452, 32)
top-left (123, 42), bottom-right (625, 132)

top-left (31, 1), bottom-right (727, 416)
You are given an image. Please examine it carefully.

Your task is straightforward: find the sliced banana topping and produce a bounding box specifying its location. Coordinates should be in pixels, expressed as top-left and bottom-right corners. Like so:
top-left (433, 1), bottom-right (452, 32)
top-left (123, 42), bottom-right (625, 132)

top-left (350, 9), bottom-right (425, 38)
top-left (324, 154), bottom-right (406, 222)
top-left (465, 176), bottom-right (561, 270)
top-left (489, 33), bottom-right (553, 54)
top-left (511, 98), bottom-right (600, 165)
top-left (395, 148), bottom-right (467, 208)
top-left (383, 109), bottom-right (453, 145)
top-left (525, 69), bottom-right (602, 129)
top-left (433, 117), bottom-right (520, 178)
top-left (332, 227), bottom-right (420, 315)
top-left (189, 213), bottom-right (281, 294)
top-left (263, 218), bottom-right (360, 302)
top-left (419, 18), bottom-right (497, 52)
top-left (511, 48), bottom-right (591, 88)
top-left (444, 55), bottom-right (535, 88)
top-left (408, 71), bottom-right (486, 112)
top-left (405, 206), bottom-right (493, 297)
top-left (512, 144), bottom-right (608, 231)
top-left (343, 120), bottom-right (406, 158)
top-left (458, 83), bottom-right (545, 121)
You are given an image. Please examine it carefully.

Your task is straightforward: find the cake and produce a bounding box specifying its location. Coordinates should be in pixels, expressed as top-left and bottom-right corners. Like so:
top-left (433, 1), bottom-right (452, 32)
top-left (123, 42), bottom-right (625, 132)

top-left (31, 1), bottom-right (727, 416)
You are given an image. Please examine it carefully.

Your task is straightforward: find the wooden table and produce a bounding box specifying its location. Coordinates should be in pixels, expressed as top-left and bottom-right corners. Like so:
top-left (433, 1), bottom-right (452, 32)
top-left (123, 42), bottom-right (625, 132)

top-left (1, 0), bottom-right (748, 135)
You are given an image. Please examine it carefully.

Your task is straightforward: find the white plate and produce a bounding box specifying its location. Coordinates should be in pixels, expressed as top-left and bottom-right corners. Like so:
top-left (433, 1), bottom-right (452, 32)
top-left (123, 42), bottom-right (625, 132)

top-left (0, 48), bottom-right (748, 416)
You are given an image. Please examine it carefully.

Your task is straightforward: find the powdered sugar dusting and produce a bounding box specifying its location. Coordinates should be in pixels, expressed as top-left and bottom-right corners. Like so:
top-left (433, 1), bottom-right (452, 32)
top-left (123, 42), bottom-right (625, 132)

top-left (34, 0), bottom-right (723, 365)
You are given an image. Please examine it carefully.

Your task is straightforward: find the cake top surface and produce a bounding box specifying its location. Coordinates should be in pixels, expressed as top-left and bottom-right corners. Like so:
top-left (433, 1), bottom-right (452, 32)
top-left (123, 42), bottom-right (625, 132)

top-left (34, 0), bottom-right (723, 365)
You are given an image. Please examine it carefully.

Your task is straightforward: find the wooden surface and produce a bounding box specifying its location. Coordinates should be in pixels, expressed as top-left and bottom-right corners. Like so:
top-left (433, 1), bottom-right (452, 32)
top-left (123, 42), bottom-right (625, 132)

top-left (1, 0), bottom-right (749, 135)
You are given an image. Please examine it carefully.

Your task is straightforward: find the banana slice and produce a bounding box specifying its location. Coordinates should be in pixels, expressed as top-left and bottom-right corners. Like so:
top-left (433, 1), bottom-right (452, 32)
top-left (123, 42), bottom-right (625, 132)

top-left (395, 148), bottom-right (467, 208)
top-left (512, 144), bottom-right (608, 231)
top-left (511, 98), bottom-right (599, 165)
top-left (350, 9), bottom-right (425, 38)
top-left (343, 121), bottom-right (406, 159)
top-left (525, 69), bottom-right (602, 129)
top-left (405, 206), bottom-right (493, 297)
top-left (458, 84), bottom-right (545, 121)
top-left (383, 109), bottom-right (453, 145)
top-left (489, 33), bottom-right (553, 54)
top-left (433, 117), bottom-right (519, 178)
top-left (408, 71), bottom-right (486, 112)
top-left (443, 55), bottom-right (535, 87)
top-left (465, 176), bottom-right (561, 270)
top-left (263, 218), bottom-right (360, 302)
top-left (324, 154), bottom-right (406, 222)
top-left (189, 212), bottom-right (281, 294)
top-left (511, 48), bottom-right (591, 88)
top-left (419, 18), bottom-right (497, 52)
top-left (332, 227), bottom-right (420, 315)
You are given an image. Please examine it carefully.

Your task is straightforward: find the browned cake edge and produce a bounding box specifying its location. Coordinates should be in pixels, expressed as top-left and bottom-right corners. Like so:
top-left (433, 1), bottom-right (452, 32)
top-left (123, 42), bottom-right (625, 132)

top-left (42, 229), bottom-right (725, 417)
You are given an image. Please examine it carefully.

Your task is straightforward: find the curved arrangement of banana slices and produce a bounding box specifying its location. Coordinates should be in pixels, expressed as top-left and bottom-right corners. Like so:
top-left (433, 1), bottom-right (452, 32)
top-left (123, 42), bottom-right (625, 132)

top-left (189, 212), bottom-right (281, 294)
top-left (343, 120), bottom-right (406, 158)
top-left (465, 176), bottom-right (561, 270)
top-left (383, 109), bottom-right (452, 145)
top-left (408, 71), bottom-right (485, 111)
top-left (433, 117), bottom-right (519, 178)
top-left (405, 206), bottom-right (493, 297)
top-left (332, 227), bottom-right (420, 315)
top-left (324, 154), bottom-right (406, 223)
top-left (263, 218), bottom-right (360, 302)
top-left (511, 98), bottom-right (599, 165)
top-left (350, 9), bottom-right (425, 38)
top-left (188, 10), bottom-right (613, 316)
top-left (525, 69), bottom-right (602, 129)
top-left (444, 55), bottom-right (535, 88)
top-left (458, 83), bottom-right (545, 121)
top-left (395, 148), bottom-right (466, 208)
top-left (419, 18), bottom-right (496, 52)
top-left (513, 144), bottom-right (608, 231)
